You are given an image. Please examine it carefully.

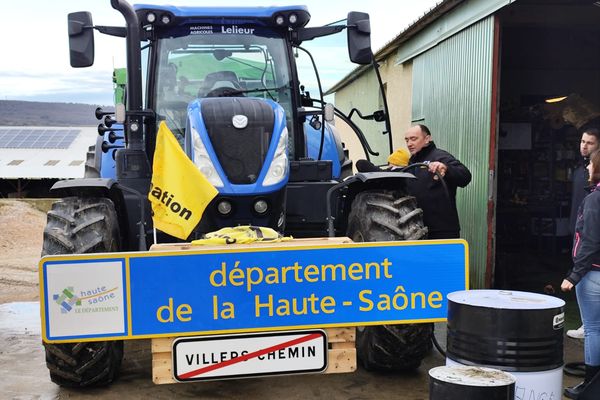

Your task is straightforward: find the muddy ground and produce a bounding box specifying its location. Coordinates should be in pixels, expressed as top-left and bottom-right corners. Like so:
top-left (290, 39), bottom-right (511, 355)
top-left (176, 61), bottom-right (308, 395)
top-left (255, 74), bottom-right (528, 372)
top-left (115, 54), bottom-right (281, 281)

top-left (0, 199), bottom-right (583, 399)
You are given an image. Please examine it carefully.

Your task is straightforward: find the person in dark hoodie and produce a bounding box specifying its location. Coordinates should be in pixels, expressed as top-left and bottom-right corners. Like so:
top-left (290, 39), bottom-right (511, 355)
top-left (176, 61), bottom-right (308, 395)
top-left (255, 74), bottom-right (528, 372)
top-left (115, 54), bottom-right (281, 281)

top-left (567, 128), bottom-right (599, 340)
top-left (404, 124), bottom-right (471, 239)
top-left (562, 149), bottom-right (600, 399)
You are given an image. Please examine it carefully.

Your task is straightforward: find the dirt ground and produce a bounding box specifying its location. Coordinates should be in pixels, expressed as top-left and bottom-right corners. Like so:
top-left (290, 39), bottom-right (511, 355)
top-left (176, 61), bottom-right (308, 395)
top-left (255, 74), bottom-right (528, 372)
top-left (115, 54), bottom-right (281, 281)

top-left (0, 200), bottom-right (46, 304)
top-left (0, 199), bottom-right (584, 399)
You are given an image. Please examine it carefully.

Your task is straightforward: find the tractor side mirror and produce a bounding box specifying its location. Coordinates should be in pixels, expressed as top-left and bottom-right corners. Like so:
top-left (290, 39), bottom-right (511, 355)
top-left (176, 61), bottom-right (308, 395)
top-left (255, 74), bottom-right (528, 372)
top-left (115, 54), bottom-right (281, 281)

top-left (347, 12), bottom-right (372, 65)
top-left (68, 11), bottom-right (95, 67)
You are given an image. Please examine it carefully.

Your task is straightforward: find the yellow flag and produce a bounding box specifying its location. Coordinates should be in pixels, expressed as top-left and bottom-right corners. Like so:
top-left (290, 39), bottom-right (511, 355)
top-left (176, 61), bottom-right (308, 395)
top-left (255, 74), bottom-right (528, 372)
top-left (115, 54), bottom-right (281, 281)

top-left (148, 122), bottom-right (218, 240)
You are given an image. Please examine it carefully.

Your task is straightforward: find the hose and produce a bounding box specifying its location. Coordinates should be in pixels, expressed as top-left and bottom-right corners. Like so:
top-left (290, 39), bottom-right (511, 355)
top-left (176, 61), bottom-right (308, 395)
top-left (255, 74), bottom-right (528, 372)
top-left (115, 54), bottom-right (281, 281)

top-left (400, 162), bottom-right (451, 201)
top-left (431, 324), bottom-right (446, 358)
top-left (564, 361), bottom-right (585, 377)
top-left (400, 163), bottom-right (452, 359)
top-left (355, 162), bottom-right (452, 361)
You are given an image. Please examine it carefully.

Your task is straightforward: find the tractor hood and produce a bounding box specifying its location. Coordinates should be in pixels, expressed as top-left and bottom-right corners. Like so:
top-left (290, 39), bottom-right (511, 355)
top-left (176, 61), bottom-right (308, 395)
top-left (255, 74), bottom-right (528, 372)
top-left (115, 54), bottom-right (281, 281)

top-left (184, 97), bottom-right (289, 196)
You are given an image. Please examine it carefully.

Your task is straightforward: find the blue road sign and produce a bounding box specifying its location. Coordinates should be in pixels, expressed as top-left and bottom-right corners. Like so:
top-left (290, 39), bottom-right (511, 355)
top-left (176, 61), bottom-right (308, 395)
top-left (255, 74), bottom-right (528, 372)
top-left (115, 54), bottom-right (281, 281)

top-left (40, 239), bottom-right (468, 342)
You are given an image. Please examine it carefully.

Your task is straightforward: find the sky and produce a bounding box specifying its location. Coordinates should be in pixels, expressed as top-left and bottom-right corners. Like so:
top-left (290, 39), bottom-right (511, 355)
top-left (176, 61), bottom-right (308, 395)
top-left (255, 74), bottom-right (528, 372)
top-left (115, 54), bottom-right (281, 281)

top-left (0, 0), bottom-right (439, 105)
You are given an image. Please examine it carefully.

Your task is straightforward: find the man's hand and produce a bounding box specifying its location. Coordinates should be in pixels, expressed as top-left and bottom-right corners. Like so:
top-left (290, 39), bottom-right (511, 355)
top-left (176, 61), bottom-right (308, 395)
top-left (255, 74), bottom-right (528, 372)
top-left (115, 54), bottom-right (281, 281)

top-left (561, 279), bottom-right (574, 292)
top-left (428, 161), bottom-right (447, 178)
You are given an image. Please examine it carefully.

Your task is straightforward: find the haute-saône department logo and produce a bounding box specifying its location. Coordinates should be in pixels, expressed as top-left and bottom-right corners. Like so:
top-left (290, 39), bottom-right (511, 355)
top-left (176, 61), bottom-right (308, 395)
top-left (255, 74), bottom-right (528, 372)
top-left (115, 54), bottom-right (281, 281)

top-left (53, 285), bottom-right (120, 314)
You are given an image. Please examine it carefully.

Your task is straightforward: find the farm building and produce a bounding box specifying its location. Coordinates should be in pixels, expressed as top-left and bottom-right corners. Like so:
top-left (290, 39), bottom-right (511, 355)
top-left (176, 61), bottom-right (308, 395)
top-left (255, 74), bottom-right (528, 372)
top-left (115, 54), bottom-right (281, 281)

top-left (0, 126), bottom-right (98, 197)
top-left (329, 0), bottom-right (600, 289)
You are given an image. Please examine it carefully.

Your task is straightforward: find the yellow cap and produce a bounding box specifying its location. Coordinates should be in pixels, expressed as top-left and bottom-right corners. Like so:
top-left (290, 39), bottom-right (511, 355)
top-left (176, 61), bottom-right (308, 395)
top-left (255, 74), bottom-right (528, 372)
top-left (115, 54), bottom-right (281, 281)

top-left (387, 148), bottom-right (410, 167)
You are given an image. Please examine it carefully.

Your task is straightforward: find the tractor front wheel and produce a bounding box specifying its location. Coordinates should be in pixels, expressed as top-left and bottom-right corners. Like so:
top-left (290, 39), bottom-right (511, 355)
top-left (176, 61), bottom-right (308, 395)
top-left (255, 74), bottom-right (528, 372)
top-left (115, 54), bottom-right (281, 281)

top-left (41, 197), bottom-right (124, 387)
top-left (347, 190), bottom-right (433, 371)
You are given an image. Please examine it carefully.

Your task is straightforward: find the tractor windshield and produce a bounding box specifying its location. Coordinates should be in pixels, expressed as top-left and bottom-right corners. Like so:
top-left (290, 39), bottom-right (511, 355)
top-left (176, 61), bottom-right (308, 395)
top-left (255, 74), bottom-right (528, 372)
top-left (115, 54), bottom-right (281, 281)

top-left (153, 28), bottom-right (293, 142)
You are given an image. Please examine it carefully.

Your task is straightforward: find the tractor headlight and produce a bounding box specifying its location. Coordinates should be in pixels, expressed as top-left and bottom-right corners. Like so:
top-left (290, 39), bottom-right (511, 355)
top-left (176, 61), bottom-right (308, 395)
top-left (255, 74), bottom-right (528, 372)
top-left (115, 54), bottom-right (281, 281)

top-left (191, 126), bottom-right (224, 187)
top-left (217, 200), bottom-right (232, 215)
top-left (253, 199), bottom-right (269, 214)
top-left (263, 127), bottom-right (288, 186)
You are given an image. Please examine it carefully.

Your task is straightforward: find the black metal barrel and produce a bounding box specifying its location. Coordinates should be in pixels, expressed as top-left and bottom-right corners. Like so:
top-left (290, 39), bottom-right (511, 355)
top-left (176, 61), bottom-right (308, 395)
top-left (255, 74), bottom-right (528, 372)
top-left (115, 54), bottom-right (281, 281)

top-left (429, 366), bottom-right (515, 400)
top-left (446, 290), bottom-right (565, 399)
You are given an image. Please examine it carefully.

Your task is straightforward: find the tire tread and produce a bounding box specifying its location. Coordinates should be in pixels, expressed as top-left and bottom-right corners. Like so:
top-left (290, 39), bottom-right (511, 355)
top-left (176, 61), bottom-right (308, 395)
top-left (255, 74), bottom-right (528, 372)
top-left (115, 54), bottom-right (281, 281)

top-left (41, 197), bottom-right (123, 388)
top-left (347, 190), bottom-right (432, 371)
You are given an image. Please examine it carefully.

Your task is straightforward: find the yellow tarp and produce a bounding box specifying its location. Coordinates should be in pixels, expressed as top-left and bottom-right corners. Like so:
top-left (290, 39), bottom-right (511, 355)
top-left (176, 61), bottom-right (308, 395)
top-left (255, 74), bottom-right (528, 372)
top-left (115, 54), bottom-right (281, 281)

top-left (192, 226), bottom-right (292, 245)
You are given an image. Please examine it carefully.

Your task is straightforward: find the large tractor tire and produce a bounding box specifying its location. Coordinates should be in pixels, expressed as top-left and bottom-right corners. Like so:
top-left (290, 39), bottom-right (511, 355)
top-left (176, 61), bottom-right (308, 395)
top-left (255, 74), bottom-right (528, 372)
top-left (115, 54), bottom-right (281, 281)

top-left (346, 190), bottom-right (433, 371)
top-left (41, 197), bottom-right (124, 387)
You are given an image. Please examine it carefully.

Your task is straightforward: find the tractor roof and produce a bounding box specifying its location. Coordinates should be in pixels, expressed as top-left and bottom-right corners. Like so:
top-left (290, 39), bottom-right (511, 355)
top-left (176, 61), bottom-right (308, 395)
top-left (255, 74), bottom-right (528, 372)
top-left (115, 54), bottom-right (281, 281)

top-left (134, 4), bottom-right (311, 28)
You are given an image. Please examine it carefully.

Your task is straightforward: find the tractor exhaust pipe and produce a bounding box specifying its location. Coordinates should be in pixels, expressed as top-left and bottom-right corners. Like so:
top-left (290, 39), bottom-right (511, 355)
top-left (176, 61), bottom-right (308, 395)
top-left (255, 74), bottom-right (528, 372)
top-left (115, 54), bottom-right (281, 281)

top-left (110, 0), bottom-right (144, 151)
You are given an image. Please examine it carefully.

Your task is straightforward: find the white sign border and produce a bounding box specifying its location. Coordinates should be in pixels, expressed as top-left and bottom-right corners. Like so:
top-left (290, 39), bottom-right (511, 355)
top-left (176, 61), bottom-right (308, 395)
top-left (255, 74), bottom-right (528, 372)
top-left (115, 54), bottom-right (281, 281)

top-left (172, 329), bottom-right (328, 382)
top-left (44, 260), bottom-right (127, 340)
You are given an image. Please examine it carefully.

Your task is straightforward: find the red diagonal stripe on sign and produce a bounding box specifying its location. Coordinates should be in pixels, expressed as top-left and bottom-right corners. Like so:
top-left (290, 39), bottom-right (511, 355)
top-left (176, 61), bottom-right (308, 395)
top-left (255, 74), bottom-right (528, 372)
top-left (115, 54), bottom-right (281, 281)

top-left (178, 332), bottom-right (323, 380)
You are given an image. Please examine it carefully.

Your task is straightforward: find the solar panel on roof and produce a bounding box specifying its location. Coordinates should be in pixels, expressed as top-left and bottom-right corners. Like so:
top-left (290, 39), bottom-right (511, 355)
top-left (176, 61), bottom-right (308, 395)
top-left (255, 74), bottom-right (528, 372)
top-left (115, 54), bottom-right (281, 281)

top-left (0, 128), bottom-right (81, 149)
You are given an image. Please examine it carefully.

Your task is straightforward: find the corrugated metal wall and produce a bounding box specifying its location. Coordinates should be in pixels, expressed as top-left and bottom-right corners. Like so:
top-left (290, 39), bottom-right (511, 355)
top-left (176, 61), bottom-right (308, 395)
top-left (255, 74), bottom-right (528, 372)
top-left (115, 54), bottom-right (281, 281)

top-left (411, 16), bottom-right (495, 289)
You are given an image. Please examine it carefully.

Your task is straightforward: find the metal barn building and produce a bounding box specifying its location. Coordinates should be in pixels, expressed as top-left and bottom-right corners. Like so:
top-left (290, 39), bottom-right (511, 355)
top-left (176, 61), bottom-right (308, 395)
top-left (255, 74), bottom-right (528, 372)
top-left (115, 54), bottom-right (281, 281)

top-left (330, 0), bottom-right (600, 289)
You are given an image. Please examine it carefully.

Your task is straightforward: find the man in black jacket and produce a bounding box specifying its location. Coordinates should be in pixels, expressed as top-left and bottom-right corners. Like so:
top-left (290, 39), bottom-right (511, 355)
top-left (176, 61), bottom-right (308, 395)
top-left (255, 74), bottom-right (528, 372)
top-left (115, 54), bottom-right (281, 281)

top-left (567, 128), bottom-right (599, 340)
top-left (404, 124), bottom-right (471, 239)
top-left (570, 128), bottom-right (599, 235)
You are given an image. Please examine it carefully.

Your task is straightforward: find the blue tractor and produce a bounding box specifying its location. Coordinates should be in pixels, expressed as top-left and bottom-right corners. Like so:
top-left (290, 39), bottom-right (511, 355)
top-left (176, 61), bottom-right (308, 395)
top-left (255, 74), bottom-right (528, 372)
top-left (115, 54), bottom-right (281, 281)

top-left (42, 0), bottom-right (431, 387)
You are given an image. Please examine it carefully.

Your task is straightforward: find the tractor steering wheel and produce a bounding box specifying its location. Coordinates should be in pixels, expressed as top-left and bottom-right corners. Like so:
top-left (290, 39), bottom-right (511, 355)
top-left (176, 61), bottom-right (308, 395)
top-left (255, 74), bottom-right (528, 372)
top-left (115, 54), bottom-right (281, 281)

top-left (205, 86), bottom-right (244, 98)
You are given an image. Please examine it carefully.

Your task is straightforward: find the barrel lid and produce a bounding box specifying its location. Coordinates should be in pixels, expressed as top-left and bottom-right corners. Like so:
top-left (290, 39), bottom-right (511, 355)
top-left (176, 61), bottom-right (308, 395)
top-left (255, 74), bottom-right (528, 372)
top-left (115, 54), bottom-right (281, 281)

top-left (448, 289), bottom-right (565, 310)
top-left (429, 366), bottom-right (515, 386)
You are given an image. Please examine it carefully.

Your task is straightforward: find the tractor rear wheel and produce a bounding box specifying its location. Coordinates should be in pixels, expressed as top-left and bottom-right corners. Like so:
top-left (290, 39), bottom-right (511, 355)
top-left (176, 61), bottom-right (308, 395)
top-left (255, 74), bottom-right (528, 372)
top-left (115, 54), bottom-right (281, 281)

top-left (41, 197), bottom-right (124, 387)
top-left (346, 190), bottom-right (433, 371)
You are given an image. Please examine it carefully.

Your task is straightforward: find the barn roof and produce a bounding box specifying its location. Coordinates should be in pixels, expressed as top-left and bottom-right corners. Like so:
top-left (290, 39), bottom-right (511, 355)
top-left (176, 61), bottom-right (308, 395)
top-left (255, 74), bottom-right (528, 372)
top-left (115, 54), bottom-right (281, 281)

top-left (0, 126), bottom-right (97, 179)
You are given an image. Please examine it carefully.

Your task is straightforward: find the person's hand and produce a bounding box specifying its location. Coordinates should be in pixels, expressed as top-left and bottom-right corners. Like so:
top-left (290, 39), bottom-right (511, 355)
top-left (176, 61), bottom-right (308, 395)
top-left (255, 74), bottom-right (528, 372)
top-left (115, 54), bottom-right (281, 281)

top-left (561, 279), bottom-right (574, 292)
top-left (428, 161), bottom-right (447, 179)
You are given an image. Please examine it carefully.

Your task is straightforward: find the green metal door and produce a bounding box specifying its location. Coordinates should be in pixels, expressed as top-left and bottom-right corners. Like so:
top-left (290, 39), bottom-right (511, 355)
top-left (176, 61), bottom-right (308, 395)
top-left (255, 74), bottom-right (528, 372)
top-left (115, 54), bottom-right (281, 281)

top-left (411, 16), bottom-right (496, 289)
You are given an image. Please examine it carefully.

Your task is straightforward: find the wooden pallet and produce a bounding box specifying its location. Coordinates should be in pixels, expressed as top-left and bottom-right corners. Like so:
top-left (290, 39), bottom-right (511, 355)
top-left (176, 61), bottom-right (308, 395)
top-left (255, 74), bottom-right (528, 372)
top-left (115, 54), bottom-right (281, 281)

top-left (150, 237), bottom-right (356, 384)
top-left (151, 327), bottom-right (356, 385)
